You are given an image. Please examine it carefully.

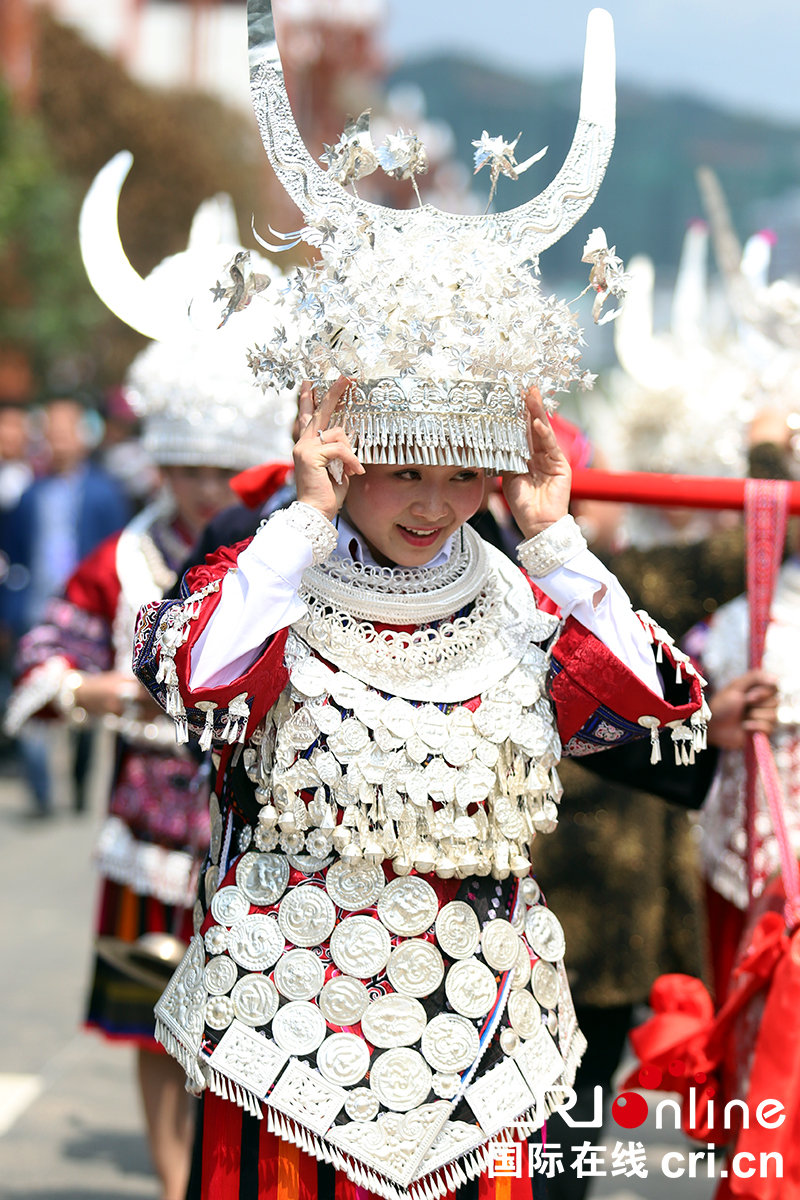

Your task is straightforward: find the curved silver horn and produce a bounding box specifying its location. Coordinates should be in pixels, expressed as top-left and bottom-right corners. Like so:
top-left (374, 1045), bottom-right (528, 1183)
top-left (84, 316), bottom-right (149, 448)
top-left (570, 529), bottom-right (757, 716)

top-left (248, 0), bottom-right (615, 252)
top-left (79, 152), bottom-right (178, 341)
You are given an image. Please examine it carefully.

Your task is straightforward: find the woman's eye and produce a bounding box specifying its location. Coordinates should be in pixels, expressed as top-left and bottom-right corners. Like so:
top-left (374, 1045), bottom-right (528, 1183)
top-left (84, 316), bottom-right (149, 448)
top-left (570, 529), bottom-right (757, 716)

top-left (396, 470), bottom-right (421, 480)
top-left (455, 471), bottom-right (479, 481)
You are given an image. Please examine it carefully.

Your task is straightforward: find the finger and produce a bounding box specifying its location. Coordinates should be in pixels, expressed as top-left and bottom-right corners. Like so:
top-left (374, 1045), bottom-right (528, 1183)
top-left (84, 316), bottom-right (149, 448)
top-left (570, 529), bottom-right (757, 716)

top-left (318, 441), bottom-right (364, 476)
top-left (743, 684), bottom-right (780, 707)
top-left (298, 380), bottom-right (314, 424)
top-left (312, 376), bottom-right (353, 431)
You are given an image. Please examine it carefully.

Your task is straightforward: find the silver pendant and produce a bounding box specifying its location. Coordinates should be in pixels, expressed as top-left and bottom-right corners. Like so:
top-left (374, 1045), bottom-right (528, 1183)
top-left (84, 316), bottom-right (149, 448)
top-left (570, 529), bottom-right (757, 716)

top-left (344, 1087), bottom-right (379, 1121)
top-left (205, 994), bottom-right (234, 1030)
top-left (325, 860), bottom-right (385, 912)
top-left (525, 906), bottom-right (566, 962)
top-left (227, 914), bottom-right (284, 971)
top-left (377, 876), bottom-right (439, 937)
top-left (273, 948), bottom-right (325, 1000)
top-left (507, 988), bottom-right (542, 1039)
top-left (531, 959), bottom-right (560, 1009)
top-left (318, 975), bottom-right (370, 1025)
top-left (204, 924), bottom-right (229, 956)
top-left (480, 919), bottom-right (521, 972)
top-left (277, 885), bottom-right (336, 947)
top-left (231, 973), bottom-right (280, 1027)
top-left (236, 852), bottom-right (290, 907)
top-left (420, 1013), bottom-right (479, 1073)
top-left (386, 938), bottom-right (444, 999)
top-left (369, 1048), bottom-right (432, 1113)
top-left (203, 955), bottom-right (237, 996)
top-left (329, 915), bottom-right (391, 978)
top-left (435, 901), bottom-right (480, 960)
top-left (271, 1000), bottom-right (327, 1055)
top-left (360, 994), bottom-right (428, 1048)
top-left (316, 1032), bottom-right (371, 1086)
top-left (210, 886), bottom-right (250, 928)
top-left (444, 957), bottom-right (497, 1019)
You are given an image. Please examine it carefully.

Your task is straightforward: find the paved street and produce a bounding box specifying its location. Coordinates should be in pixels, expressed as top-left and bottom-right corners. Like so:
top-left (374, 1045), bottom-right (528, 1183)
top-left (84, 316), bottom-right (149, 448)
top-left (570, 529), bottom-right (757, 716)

top-left (0, 732), bottom-right (717, 1200)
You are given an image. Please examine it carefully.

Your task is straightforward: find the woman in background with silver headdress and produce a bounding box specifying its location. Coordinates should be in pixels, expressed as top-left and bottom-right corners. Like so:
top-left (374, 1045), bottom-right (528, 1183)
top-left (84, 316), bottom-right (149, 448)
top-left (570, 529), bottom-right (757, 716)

top-left (4, 157), bottom-right (294, 1200)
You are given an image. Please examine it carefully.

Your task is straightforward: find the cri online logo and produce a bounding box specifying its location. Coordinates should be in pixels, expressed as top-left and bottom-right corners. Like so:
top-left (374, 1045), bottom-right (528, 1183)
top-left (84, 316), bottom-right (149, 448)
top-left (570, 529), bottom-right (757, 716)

top-left (612, 1062), bottom-right (704, 1128)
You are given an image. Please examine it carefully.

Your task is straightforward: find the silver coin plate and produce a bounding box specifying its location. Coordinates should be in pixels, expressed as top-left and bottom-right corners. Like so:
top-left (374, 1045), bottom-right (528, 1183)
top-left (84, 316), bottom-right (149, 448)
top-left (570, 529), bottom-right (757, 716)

top-left (318, 975), bottom-right (370, 1025)
top-left (227, 914), bottom-right (284, 970)
top-left (360, 994), bottom-right (428, 1048)
top-left (507, 988), bottom-right (542, 1039)
top-left (370, 1048), bottom-right (432, 1112)
top-left (510, 940), bottom-right (532, 991)
top-left (211, 886), bottom-right (249, 928)
top-left (531, 959), bottom-right (561, 1009)
top-left (205, 995), bottom-right (234, 1029)
top-left (330, 916), bottom-right (391, 978)
top-left (236, 852), bottom-right (290, 906)
top-left (325, 860), bottom-right (385, 912)
top-left (273, 949), bottom-right (325, 1000)
top-left (271, 1001), bottom-right (327, 1055)
top-left (277, 885), bottom-right (336, 948)
top-left (345, 1087), bottom-right (379, 1121)
top-left (316, 1032), bottom-right (371, 1086)
top-left (480, 919), bottom-right (522, 972)
top-left (204, 955), bottom-right (237, 996)
top-left (204, 925), bottom-right (229, 955)
top-left (386, 938), bottom-right (444, 999)
top-left (231, 973), bottom-right (280, 1027)
top-left (420, 1013), bottom-right (479, 1073)
top-left (204, 864), bottom-right (219, 906)
top-left (435, 901), bottom-right (481, 959)
top-left (377, 877), bottom-right (439, 938)
top-left (526, 906), bottom-right (566, 962)
top-left (444, 957), bottom-right (498, 1019)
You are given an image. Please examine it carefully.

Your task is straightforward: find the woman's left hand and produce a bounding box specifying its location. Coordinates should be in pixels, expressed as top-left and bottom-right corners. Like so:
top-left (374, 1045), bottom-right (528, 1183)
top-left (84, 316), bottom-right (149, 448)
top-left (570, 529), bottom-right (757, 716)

top-left (501, 387), bottom-right (571, 539)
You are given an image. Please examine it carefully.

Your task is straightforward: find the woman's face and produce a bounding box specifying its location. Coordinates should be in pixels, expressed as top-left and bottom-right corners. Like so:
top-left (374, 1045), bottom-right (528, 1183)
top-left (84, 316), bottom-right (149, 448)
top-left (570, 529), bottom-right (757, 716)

top-left (162, 465), bottom-right (236, 535)
top-left (343, 463), bottom-right (486, 567)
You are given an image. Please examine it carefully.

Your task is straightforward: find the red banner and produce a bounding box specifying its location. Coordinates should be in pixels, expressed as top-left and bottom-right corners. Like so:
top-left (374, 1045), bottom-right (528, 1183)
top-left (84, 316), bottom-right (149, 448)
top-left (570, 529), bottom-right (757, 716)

top-left (570, 469), bottom-right (800, 513)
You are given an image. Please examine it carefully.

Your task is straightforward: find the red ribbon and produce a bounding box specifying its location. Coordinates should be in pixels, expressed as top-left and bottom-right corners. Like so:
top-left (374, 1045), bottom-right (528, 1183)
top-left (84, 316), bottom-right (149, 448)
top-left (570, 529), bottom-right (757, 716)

top-left (229, 461), bottom-right (293, 509)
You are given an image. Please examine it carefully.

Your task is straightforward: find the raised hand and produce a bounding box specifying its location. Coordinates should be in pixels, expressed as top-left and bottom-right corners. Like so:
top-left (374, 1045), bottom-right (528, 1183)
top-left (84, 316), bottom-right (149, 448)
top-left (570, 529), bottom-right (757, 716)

top-left (501, 387), bottom-right (572, 539)
top-left (293, 377), bottom-right (365, 521)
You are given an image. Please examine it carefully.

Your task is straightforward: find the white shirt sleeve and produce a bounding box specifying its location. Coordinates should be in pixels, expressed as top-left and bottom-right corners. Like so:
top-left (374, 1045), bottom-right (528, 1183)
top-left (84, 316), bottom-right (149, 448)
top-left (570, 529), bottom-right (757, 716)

top-left (189, 511), bottom-right (313, 689)
top-left (529, 547), bottom-right (663, 696)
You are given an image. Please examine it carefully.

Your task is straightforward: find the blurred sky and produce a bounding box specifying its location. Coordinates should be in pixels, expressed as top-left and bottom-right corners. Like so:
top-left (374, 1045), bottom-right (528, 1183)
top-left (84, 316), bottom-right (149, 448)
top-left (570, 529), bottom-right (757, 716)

top-left (385, 0), bottom-right (800, 125)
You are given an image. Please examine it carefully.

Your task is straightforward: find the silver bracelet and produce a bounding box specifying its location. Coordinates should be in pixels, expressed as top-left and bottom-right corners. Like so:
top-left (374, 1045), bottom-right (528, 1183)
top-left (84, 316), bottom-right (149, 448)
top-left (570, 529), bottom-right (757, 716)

top-left (283, 501), bottom-right (339, 565)
top-left (517, 514), bottom-right (588, 577)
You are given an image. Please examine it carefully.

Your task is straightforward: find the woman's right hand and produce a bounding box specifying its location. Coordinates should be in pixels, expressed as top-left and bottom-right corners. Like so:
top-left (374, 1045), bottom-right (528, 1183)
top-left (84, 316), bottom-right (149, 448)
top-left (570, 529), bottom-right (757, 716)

top-left (293, 377), bottom-right (364, 521)
top-left (73, 672), bottom-right (156, 718)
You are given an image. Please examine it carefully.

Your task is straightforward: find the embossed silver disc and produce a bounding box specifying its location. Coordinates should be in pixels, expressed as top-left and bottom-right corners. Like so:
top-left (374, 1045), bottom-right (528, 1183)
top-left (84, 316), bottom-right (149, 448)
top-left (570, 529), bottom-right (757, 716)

top-left (227, 914), bottom-right (284, 970)
top-left (273, 949), bottom-right (325, 1000)
top-left (370, 1048), bottom-right (432, 1112)
top-left (205, 995), bottom-right (234, 1030)
top-left (316, 1032), bottom-right (371, 1086)
top-left (526, 906), bottom-right (566, 962)
top-left (421, 1013), bottom-right (479, 1073)
top-left (318, 975), bottom-right (370, 1025)
top-left (231, 973), bottom-right (280, 1026)
top-left (204, 924), bottom-right (229, 955)
top-left (330, 916), bottom-right (391, 978)
top-left (204, 955), bottom-right (237, 996)
top-left (345, 1087), bottom-right (379, 1122)
top-left (204, 864), bottom-right (219, 906)
top-left (211, 886), bottom-right (249, 928)
top-left (435, 901), bottom-right (480, 960)
top-left (377, 877), bottom-right (439, 938)
top-left (326, 860), bottom-right (385, 912)
top-left (361, 994), bottom-right (427, 1048)
top-left (277, 885), bottom-right (336, 948)
top-left (480, 919), bottom-right (522, 972)
top-left (444, 957), bottom-right (497, 1019)
top-left (386, 939), bottom-right (444, 999)
top-left (271, 1001), bottom-right (327, 1055)
top-left (236, 852), bottom-right (290, 906)
top-left (507, 988), bottom-right (542, 1038)
top-left (531, 959), bottom-right (561, 1009)
top-left (511, 939), bottom-right (532, 991)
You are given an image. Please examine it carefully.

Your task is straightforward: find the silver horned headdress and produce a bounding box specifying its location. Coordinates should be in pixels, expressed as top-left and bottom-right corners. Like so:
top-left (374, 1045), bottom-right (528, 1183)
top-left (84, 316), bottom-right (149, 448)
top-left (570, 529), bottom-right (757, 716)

top-left (79, 152), bottom-right (295, 471)
top-left (228, 0), bottom-right (623, 473)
